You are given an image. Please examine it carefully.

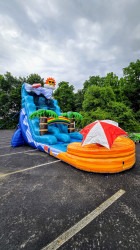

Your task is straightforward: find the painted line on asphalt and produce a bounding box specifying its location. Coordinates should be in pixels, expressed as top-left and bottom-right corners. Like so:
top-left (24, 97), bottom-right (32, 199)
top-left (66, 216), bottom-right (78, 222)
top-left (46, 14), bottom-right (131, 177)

top-left (0, 149), bottom-right (38, 157)
top-left (42, 189), bottom-right (126, 250)
top-left (0, 160), bottom-right (61, 178)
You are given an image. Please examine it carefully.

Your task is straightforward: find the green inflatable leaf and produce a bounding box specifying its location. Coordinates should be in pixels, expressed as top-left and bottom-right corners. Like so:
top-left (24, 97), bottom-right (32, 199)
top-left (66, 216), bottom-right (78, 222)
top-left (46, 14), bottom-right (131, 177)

top-left (29, 109), bottom-right (58, 119)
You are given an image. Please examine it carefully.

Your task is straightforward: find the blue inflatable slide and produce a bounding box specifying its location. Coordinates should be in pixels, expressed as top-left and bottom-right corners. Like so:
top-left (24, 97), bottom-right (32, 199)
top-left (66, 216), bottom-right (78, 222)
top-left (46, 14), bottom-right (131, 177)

top-left (11, 83), bottom-right (83, 156)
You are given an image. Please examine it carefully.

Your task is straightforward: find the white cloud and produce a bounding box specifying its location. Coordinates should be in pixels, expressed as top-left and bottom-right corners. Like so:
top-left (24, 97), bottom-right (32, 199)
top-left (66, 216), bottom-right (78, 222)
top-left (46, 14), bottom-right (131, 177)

top-left (0, 14), bottom-right (21, 39)
top-left (0, 0), bottom-right (140, 90)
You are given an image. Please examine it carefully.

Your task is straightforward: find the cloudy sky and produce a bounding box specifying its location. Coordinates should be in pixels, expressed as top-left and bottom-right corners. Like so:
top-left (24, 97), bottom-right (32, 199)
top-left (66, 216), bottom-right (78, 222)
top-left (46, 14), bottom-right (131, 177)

top-left (0, 0), bottom-right (140, 90)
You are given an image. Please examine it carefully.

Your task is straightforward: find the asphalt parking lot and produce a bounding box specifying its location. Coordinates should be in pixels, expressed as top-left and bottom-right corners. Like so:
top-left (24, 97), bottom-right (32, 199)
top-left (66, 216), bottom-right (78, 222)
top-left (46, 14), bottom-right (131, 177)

top-left (0, 130), bottom-right (140, 250)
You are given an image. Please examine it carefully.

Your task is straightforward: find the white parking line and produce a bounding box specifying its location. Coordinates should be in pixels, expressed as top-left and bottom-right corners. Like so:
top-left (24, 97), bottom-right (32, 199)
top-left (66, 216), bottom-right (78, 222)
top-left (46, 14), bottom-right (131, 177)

top-left (42, 189), bottom-right (125, 250)
top-left (0, 160), bottom-right (61, 178)
top-left (0, 149), bottom-right (38, 157)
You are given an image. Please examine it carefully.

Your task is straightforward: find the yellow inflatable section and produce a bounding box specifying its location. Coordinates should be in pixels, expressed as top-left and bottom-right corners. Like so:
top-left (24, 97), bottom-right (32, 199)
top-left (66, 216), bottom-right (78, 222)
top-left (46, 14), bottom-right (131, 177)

top-left (57, 137), bottom-right (136, 173)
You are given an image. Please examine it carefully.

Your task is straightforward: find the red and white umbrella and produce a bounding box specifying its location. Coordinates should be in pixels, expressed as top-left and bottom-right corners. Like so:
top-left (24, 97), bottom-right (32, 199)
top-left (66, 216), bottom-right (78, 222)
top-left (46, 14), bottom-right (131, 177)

top-left (80, 120), bottom-right (127, 149)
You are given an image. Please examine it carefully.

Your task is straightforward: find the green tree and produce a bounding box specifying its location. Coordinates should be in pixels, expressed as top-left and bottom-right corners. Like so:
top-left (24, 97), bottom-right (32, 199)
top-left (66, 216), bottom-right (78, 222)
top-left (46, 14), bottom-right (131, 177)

top-left (123, 59), bottom-right (140, 112)
top-left (0, 72), bottom-right (17, 93)
top-left (83, 85), bottom-right (116, 112)
top-left (107, 102), bottom-right (140, 132)
top-left (0, 92), bottom-right (9, 119)
top-left (9, 85), bottom-right (22, 114)
top-left (104, 73), bottom-right (123, 102)
top-left (74, 89), bottom-right (84, 112)
top-left (80, 108), bottom-right (111, 128)
top-left (0, 72), bottom-right (22, 128)
top-left (26, 74), bottom-right (44, 85)
top-left (83, 75), bottom-right (104, 93)
top-left (104, 72), bottom-right (119, 87)
top-left (54, 81), bottom-right (75, 112)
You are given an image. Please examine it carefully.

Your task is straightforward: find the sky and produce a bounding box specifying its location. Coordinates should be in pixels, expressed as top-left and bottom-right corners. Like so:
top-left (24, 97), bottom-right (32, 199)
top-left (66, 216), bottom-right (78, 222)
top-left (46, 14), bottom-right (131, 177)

top-left (0, 0), bottom-right (140, 90)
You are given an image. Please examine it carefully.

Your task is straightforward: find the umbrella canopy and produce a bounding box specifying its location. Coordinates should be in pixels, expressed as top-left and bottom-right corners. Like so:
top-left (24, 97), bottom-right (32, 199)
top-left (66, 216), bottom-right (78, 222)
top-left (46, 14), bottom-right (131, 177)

top-left (80, 120), bottom-right (128, 149)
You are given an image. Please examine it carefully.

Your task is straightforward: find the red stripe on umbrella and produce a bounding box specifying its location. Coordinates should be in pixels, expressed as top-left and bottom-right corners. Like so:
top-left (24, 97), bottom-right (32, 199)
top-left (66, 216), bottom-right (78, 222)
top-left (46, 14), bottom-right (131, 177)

top-left (80, 120), bottom-right (127, 149)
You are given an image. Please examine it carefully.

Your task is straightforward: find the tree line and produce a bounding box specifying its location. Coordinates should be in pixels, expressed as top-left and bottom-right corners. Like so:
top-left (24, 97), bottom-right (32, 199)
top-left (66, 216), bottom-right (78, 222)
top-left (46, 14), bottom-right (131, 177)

top-left (0, 60), bottom-right (140, 132)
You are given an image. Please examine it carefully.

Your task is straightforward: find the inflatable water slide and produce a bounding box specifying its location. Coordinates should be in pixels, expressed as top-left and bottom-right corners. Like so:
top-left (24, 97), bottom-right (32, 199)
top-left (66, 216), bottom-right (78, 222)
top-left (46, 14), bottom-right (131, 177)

top-left (11, 79), bottom-right (136, 173)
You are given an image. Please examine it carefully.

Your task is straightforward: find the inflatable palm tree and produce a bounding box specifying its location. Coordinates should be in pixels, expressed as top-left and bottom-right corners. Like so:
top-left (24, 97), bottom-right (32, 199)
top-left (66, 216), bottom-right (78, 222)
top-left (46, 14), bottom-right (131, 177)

top-left (30, 110), bottom-right (58, 135)
top-left (61, 112), bottom-right (83, 133)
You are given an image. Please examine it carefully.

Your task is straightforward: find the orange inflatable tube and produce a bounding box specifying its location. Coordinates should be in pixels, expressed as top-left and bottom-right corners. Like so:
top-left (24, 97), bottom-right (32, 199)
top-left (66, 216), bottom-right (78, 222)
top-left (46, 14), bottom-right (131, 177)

top-left (57, 137), bottom-right (135, 173)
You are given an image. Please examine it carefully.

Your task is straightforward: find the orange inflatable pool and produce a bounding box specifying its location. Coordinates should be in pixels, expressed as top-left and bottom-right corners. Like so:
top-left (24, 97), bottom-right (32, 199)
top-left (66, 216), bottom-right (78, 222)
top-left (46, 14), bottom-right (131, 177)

top-left (57, 137), bottom-right (136, 173)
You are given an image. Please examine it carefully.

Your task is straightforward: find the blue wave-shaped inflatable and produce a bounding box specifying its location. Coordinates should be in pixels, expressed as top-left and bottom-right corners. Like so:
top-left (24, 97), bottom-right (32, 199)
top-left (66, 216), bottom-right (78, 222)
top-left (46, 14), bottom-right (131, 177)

top-left (11, 83), bottom-right (82, 155)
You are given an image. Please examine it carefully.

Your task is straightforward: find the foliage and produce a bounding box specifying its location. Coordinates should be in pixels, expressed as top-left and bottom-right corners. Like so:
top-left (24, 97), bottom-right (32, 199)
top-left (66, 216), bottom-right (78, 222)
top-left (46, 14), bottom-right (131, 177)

top-left (0, 73), bottom-right (45, 128)
top-left (135, 110), bottom-right (140, 121)
top-left (74, 89), bottom-right (84, 112)
top-left (26, 74), bottom-right (44, 85)
top-left (82, 85), bottom-right (115, 111)
top-left (79, 108), bottom-right (111, 128)
top-left (123, 59), bottom-right (140, 112)
top-left (0, 72), bottom-right (22, 128)
top-left (30, 109), bottom-right (58, 119)
top-left (106, 102), bottom-right (140, 132)
top-left (83, 76), bottom-right (104, 93)
top-left (53, 81), bottom-right (75, 112)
